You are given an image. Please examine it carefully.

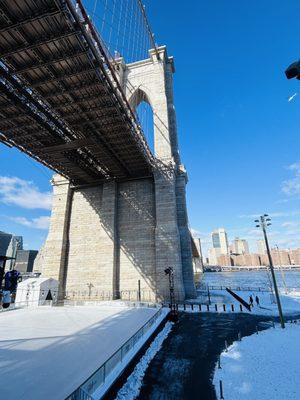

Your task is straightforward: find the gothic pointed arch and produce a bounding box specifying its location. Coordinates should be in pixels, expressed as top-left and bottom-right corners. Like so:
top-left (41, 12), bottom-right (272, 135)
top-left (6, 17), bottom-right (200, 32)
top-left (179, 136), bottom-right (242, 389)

top-left (129, 86), bottom-right (155, 154)
top-left (128, 85), bottom-right (154, 111)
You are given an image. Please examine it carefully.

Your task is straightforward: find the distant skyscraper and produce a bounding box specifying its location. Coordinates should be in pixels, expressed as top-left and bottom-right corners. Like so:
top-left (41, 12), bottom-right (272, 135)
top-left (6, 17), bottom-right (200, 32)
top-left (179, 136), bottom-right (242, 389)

top-left (208, 247), bottom-right (221, 265)
top-left (211, 228), bottom-right (228, 255)
top-left (0, 231), bottom-right (23, 269)
top-left (257, 239), bottom-right (266, 254)
top-left (0, 231), bottom-right (12, 256)
top-left (232, 237), bottom-right (249, 255)
top-left (15, 250), bottom-right (38, 273)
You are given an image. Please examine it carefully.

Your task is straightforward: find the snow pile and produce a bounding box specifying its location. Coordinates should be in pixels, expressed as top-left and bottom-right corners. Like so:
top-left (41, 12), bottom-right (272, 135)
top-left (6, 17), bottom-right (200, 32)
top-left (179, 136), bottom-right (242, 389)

top-left (115, 322), bottom-right (173, 400)
top-left (214, 323), bottom-right (300, 400)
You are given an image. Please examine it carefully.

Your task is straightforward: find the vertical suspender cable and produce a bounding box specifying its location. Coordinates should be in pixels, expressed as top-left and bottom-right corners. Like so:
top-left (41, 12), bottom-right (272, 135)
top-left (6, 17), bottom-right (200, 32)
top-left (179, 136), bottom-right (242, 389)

top-left (137, 0), bottom-right (160, 59)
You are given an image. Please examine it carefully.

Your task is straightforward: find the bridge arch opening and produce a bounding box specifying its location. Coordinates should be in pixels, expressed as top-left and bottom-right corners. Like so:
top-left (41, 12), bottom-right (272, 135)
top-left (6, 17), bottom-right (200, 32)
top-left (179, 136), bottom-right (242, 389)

top-left (129, 88), bottom-right (155, 155)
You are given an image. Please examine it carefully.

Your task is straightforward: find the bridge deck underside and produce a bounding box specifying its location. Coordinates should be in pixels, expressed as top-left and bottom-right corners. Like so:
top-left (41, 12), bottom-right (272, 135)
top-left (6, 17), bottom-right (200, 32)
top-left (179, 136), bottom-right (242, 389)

top-left (0, 0), bottom-right (153, 184)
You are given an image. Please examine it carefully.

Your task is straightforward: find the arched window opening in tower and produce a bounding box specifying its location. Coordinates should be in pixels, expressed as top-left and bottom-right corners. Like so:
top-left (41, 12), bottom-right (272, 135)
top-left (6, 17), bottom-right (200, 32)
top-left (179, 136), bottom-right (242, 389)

top-left (136, 101), bottom-right (154, 155)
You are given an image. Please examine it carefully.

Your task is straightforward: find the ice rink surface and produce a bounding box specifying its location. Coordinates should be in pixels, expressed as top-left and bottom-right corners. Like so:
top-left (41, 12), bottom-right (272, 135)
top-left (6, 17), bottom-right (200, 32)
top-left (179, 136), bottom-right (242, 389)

top-left (0, 303), bottom-right (158, 400)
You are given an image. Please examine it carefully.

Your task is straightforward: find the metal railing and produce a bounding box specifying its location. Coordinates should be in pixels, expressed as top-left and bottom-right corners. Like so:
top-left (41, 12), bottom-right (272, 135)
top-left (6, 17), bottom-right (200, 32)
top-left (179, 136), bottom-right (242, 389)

top-left (2, 286), bottom-right (163, 311)
top-left (65, 307), bottom-right (163, 400)
top-left (197, 284), bottom-right (300, 293)
top-left (199, 285), bottom-right (272, 293)
top-left (63, 289), bottom-right (157, 302)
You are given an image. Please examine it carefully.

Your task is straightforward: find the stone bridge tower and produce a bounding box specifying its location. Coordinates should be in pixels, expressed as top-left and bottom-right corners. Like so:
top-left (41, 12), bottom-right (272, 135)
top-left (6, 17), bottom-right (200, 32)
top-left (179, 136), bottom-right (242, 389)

top-left (36, 46), bottom-right (196, 301)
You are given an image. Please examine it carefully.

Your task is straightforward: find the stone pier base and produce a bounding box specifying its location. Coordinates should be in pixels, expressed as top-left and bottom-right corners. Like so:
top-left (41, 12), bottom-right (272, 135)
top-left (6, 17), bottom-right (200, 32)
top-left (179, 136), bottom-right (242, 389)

top-left (36, 170), bottom-right (196, 301)
top-left (35, 46), bottom-right (196, 301)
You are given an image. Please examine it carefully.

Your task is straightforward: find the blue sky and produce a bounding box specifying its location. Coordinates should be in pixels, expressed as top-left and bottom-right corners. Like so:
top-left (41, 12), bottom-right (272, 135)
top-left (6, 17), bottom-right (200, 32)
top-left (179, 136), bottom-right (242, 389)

top-left (1, 1), bottom-right (300, 256)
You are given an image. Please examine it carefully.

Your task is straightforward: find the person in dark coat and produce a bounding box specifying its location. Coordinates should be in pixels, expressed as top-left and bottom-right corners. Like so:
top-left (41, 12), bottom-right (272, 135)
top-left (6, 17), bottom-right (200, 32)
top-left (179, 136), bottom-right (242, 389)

top-left (249, 295), bottom-right (254, 307)
top-left (4, 269), bottom-right (20, 293)
top-left (255, 295), bottom-right (260, 306)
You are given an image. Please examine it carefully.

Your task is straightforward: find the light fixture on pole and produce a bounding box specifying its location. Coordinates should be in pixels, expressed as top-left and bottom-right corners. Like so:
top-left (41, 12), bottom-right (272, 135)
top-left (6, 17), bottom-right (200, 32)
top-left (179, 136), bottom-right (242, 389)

top-left (164, 267), bottom-right (178, 322)
top-left (255, 215), bottom-right (285, 328)
top-left (285, 60), bottom-right (300, 80)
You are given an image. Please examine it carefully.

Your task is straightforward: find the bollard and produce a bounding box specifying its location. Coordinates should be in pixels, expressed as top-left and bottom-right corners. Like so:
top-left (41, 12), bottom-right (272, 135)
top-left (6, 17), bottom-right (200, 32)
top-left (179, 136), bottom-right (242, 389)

top-left (225, 340), bottom-right (228, 352)
top-left (191, 303), bottom-right (194, 311)
top-left (223, 304), bottom-right (226, 312)
top-left (238, 332), bottom-right (241, 341)
top-left (219, 380), bottom-right (224, 399)
top-left (231, 304), bottom-right (234, 312)
top-left (183, 303), bottom-right (186, 311)
top-left (199, 304), bottom-right (202, 311)
top-left (239, 304), bottom-right (243, 312)
top-left (218, 355), bottom-right (221, 369)
top-left (215, 304), bottom-right (218, 312)
top-left (207, 304), bottom-right (210, 312)
top-left (138, 280), bottom-right (141, 302)
top-left (169, 303), bottom-right (171, 309)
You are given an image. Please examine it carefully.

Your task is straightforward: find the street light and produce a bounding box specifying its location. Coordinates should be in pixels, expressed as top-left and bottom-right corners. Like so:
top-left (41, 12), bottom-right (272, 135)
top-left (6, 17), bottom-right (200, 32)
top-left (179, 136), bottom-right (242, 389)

top-left (285, 60), bottom-right (300, 80)
top-left (255, 215), bottom-right (285, 328)
top-left (164, 267), bottom-right (178, 322)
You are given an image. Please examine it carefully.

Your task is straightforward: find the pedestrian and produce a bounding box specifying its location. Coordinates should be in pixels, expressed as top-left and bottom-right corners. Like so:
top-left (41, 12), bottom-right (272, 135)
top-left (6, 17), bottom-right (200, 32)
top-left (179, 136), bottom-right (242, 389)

top-left (249, 295), bottom-right (253, 308)
top-left (4, 269), bottom-right (20, 293)
top-left (255, 295), bottom-right (260, 306)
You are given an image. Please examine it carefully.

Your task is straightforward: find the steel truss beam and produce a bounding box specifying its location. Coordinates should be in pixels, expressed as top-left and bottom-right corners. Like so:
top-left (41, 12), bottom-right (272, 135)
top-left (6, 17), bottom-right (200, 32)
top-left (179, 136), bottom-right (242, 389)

top-left (29, 65), bottom-right (100, 88)
top-left (12, 49), bottom-right (88, 75)
top-left (0, 9), bottom-right (61, 34)
top-left (0, 29), bottom-right (81, 58)
top-left (0, 0), bottom-right (154, 183)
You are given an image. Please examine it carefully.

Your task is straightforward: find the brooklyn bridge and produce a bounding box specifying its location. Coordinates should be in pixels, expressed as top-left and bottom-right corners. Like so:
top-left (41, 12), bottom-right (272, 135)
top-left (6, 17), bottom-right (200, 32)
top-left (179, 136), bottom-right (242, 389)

top-left (0, 0), bottom-right (197, 301)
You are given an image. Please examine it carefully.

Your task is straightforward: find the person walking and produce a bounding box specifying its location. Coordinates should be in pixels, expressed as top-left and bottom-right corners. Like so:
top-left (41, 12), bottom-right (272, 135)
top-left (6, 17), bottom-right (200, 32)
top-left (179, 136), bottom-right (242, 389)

top-left (255, 295), bottom-right (260, 306)
top-left (249, 295), bottom-right (254, 308)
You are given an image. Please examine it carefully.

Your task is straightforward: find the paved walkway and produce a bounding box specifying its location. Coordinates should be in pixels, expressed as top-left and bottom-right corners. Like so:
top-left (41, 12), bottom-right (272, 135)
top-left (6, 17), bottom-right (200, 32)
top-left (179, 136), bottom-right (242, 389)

top-left (137, 313), bottom-right (271, 400)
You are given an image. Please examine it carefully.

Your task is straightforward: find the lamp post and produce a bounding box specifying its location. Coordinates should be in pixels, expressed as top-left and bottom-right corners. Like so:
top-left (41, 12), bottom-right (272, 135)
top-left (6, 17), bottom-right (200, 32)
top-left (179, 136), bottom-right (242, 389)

top-left (255, 215), bottom-right (285, 328)
top-left (285, 60), bottom-right (300, 80)
top-left (275, 244), bottom-right (288, 294)
top-left (164, 267), bottom-right (178, 322)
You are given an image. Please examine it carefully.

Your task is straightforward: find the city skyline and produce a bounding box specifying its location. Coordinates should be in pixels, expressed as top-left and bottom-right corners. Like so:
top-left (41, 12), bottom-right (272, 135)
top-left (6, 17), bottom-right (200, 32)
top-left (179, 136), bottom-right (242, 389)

top-left (196, 224), bottom-right (300, 260)
top-left (200, 226), bottom-right (300, 266)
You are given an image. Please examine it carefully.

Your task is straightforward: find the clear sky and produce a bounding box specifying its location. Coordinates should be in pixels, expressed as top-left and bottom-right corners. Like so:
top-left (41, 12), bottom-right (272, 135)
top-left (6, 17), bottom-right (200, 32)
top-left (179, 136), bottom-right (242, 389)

top-left (1, 1), bottom-right (300, 257)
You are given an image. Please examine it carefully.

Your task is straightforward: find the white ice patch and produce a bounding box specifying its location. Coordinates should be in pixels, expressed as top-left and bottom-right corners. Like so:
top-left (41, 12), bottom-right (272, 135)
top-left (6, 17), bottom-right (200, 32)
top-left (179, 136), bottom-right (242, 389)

top-left (114, 321), bottom-right (173, 400)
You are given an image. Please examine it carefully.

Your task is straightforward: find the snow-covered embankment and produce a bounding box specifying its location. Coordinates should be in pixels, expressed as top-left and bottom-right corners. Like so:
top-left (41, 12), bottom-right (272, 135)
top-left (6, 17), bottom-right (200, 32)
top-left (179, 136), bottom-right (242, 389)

top-left (213, 323), bottom-right (300, 400)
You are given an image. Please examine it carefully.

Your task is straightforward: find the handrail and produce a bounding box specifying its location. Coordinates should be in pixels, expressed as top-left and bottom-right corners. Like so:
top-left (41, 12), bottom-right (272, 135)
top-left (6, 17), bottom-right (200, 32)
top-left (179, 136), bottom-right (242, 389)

top-left (196, 284), bottom-right (294, 293)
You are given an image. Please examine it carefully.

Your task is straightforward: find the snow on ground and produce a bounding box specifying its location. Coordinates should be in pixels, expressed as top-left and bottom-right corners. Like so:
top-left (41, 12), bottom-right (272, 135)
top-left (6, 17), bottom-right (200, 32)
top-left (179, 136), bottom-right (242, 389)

top-left (115, 321), bottom-right (173, 400)
top-left (213, 322), bottom-right (300, 400)
top-left (0, 303), bottom-right (160, 400)
top-left (187, 288), bottom-right (300, 317)
top-left (215, 288), bottom-right (300, 316)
